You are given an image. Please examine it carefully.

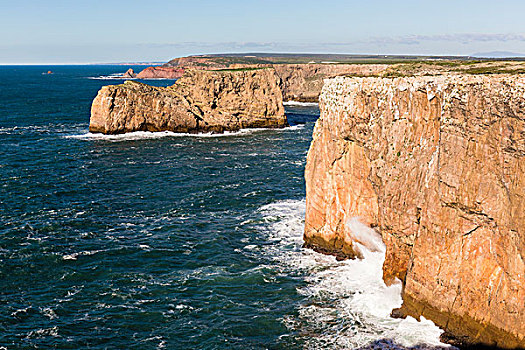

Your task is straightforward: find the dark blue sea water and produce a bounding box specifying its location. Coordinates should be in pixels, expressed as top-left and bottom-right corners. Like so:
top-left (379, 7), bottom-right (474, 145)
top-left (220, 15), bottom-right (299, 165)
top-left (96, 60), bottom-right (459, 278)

top-left (0, 66), bottom-right (448, 349)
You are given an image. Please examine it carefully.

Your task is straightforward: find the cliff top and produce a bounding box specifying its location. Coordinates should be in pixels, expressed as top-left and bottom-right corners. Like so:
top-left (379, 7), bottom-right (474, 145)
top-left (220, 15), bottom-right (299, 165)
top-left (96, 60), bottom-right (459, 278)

top-left (163, 53), bottom-right (525, 67)
top-left (375, 60), bottom-right (525, 77)
top-left (159, 54), bottom-right (525, 79)
top-left (326, 72), bottom-right (525, 85)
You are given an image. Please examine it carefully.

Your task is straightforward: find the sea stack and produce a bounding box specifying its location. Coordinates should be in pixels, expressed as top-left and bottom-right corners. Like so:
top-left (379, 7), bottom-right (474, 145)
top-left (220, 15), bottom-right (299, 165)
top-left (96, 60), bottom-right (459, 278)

top-left (122, 68), bottom-right (136, 78)
top-left (304, 75), bottom-right (525, 348)
top-left (135, 66), bottom-right (185, 79)
top-left (89, 68), bottom-right (287, 134)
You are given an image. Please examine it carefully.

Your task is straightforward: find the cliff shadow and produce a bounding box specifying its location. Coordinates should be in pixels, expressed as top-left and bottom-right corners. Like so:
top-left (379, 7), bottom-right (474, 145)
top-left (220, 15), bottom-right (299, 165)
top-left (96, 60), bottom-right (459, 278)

top-left (353, 338), bottom-right (514, 350)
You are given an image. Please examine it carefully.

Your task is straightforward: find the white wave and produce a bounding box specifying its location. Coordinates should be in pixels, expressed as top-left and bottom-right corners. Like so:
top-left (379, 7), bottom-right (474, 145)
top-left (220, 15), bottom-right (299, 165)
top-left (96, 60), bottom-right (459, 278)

top-left (65, 126), bottom-right (301, 142)
top-left (62, 250), bottom-right (103, 260)
top-left (0, 124), bottom-right (86, 135)
top-left (284, 124), bottom-right (305, 130)
top-left (66, 129), bottom-right (257, 141)
top-left (258, 199), bottom-right (453, 349)
top-left (283, 101), bottom-right (319, 107)
top-left (0, 125), bottom-right (51, 133)
top-left (11, 306), bottom-right (32, 317)
top-left (26, 326), bottom-right (59, 338)
top-left (88, 75), bottom-right (131, 80)
top-left (41, 307), bottom-right (58, 320)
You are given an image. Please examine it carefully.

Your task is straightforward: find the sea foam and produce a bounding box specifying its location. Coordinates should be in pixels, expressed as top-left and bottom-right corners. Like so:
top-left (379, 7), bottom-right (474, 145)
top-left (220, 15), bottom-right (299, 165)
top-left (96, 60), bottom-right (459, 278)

top-left (66, 126), bottom-right (303, 142)
top-left (258, 199), bottom-right (453, 349)
top-left (283, 101), bottom-right (319, 107)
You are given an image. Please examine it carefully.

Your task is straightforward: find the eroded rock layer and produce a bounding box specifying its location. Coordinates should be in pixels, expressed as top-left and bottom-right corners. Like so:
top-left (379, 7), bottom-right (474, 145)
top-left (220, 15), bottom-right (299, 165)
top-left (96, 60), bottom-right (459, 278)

top-left (304, 75), bottom-right (525, 348)
top-left (90, 68), bottom-right (287, 134)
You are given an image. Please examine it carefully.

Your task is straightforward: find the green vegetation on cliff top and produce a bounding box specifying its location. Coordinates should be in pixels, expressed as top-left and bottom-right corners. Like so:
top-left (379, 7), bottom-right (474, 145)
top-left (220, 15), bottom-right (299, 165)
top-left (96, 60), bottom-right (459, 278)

top-left (165, 53), bottom-right (525, 67)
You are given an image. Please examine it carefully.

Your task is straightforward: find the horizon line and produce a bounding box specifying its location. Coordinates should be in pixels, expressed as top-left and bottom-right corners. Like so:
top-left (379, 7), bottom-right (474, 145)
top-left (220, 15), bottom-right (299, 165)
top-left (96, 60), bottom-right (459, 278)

top-left (2, 51), bottom-right (524, 65)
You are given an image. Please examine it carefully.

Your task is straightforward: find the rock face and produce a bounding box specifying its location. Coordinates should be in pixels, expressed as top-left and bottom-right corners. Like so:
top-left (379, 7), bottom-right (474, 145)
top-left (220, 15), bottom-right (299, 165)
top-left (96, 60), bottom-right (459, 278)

top-left (274, 64), bottom-right (388, 102)
top-left (304, 75), bottom-right (525, 348)
top-left (135, 66), bottom-right (185, 79)
top-left (135, 62), bottom-right (388, 101)
top-left (89, 68), bottom-right (287, 134)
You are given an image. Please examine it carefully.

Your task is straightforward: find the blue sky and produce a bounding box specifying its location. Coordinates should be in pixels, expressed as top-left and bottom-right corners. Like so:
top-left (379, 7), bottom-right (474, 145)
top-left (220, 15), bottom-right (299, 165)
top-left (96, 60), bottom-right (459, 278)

top-left (1, 0), bottom-right (525, 63)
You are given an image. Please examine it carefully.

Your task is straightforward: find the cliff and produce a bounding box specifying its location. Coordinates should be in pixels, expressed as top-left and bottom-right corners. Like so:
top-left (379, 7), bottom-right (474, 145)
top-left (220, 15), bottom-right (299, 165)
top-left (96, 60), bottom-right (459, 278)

top-left (135, 66), bottom-right (185, 79)
top-left (137, 55), bottom-right (525, 102)
top-left (135, 61), bottom-right (388, 101)
top-left (89, 68), bottom-right (287, 134)
top-left (304, 75), bottom-right (525, 348)
top-left (274, 64), bottom-right (387, 102)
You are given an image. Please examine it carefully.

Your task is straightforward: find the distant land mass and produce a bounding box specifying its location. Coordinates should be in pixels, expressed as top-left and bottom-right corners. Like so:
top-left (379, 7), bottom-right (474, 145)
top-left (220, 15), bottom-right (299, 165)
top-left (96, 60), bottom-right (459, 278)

top-left (88, 53), bottom-right (525, 66)
top-left (472, 51), bottom-right (525, 58)
top-left (164, 53), bottom-right (479, 65)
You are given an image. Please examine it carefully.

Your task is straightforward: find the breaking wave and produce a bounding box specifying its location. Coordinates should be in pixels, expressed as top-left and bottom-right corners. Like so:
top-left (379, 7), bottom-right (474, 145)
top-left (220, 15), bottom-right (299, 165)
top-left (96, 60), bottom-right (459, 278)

top-left (283, 101), bottom-right (319, 107)
top-left (258, 199), bottom-right (453, 349)
top-left (87, 73), bottom-right (132, 80)
top-left (66, 126), bottom-right (304, 142)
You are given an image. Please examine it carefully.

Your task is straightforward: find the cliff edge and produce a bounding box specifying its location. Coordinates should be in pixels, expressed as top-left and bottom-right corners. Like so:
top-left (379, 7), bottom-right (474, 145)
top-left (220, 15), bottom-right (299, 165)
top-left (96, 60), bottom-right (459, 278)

top-left (90, 68), bottom-right (287, 134)
top-left (304, 75), bottom-right (524, 348)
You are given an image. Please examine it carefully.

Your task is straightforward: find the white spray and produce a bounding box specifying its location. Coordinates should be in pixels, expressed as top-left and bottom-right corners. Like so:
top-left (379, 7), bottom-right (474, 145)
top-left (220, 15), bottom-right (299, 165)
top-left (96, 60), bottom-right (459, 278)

top-left (259, 200), bottom-right (453, 349)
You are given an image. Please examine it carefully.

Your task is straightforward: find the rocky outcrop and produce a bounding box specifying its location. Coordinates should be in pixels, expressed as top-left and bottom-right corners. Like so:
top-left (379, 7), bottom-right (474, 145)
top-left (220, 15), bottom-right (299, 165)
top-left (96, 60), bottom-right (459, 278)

top-left (90, 68), bottom-right (287, 134)
top-left (122, 68), bottom-right (136, 78)
top-left (135, 66), bottom-right (185, 79)
top-left (304, 75), bottom-right (525, 348)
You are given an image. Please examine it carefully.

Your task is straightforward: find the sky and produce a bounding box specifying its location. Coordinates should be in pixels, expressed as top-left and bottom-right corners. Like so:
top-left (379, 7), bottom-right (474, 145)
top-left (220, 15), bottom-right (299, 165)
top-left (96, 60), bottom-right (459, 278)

top-left (1, 0), bottom-right (525, 64)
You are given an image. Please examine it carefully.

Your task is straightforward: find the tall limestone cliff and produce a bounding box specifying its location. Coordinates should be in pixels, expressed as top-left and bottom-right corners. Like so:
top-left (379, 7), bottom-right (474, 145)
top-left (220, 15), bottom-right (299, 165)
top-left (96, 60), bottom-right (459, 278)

top-left (304, 75), bottom-right (525, 348)
top-left (90, 68), bottom-right (287, 134)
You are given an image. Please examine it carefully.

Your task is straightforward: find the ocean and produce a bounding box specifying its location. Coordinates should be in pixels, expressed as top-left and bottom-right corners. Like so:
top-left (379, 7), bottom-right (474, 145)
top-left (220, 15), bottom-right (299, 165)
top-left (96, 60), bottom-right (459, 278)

top-left (0, 66), bottom-right (449, 349)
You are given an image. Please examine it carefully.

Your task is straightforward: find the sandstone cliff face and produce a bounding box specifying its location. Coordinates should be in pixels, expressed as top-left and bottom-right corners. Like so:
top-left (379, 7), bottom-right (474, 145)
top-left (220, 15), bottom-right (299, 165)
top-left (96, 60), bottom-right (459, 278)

top-left (90, 68), bottom-right (287, 134)
top-left (274, 64), bottom-right (388, 102)
top-left (304, 75), bottom-right (525, 348)
top-left (135, 63), bottom-right (388, 101)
